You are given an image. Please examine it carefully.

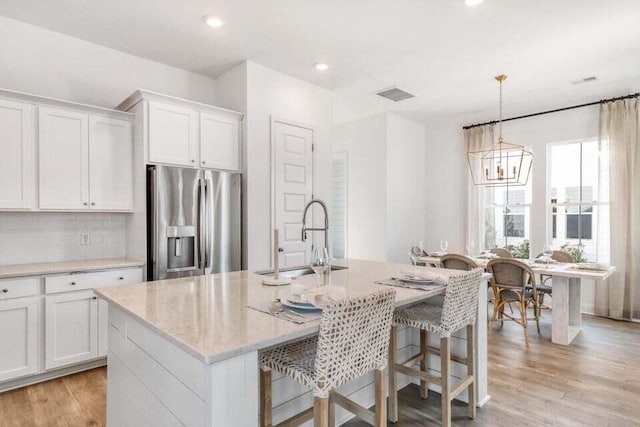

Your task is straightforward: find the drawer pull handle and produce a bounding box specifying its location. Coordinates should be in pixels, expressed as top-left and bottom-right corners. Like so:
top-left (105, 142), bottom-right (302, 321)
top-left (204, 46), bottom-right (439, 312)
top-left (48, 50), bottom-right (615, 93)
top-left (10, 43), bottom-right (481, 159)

top-left (2, 288), bottom-right (7, 293)
top-left (92, 296), bottom-right (97, 300)
top-left (70, 282), bottom-right (77, 285)
top-left (118, 277), bottom-right (124, 280)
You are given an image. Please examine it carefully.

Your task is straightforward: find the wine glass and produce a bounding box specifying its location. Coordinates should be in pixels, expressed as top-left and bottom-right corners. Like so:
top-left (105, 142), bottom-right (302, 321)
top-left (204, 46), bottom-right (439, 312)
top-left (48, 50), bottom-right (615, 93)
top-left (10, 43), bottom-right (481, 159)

top-left (466, 240), bottom-right (476, 257)
top-left (310, 247), bottom-right (330, 286)
top-left (542, 244), bottom-right (554, 263)
top-left (408, 241), bottom-right (424, 266)
top-left (439, 240), bottom-right (449, 253)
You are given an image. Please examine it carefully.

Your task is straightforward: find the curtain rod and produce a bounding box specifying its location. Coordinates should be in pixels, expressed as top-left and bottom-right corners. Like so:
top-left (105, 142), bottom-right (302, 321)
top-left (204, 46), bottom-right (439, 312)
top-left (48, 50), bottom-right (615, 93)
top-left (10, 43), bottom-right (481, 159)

top-left (462, 92), bottom-right (640, 130)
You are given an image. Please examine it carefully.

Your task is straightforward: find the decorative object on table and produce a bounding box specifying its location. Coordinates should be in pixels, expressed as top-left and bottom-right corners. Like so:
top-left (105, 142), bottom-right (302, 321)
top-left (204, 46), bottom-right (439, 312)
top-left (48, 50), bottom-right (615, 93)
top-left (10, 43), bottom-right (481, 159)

top-left (440, 239), bottom-right (449, 253)
top-left (389, 268), bottom-right (483, 426)
top-left (262, 228), bottom-right (292, 286)
top-left (408, 240), bottom-right (425, 269)
top-left (486, 258), bottom-right (541, 344)
top-left (440, 253), bottom-right (478, 271)
top-left (467, 74), bottom-right (533, 187)
top-left (310, 247), bottom-right (330, 286)
top-left (259, 289), bottom-right (396, 427)
top-left (465, 239), bottom-right (476, 256)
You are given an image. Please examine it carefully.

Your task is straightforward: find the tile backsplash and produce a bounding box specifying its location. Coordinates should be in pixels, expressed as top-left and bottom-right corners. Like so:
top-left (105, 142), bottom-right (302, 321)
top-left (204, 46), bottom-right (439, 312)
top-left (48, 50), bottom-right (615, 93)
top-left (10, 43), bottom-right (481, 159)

top-left (0, 212), bottom-right (127, 265)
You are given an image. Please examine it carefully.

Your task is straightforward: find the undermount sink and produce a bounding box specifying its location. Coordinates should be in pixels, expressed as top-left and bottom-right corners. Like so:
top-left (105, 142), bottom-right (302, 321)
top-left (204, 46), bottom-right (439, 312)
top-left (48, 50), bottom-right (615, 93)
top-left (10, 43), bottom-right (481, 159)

top-left (255, 265), bottom-right (348, 278)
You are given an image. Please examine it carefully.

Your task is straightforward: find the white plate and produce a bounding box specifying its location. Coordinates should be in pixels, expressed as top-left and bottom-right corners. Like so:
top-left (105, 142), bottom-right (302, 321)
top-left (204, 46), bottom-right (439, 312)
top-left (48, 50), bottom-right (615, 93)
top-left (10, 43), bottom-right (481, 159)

top-left (280, 298), bottom-right (323, 311)
top-left (429, 251), bottom-right (447, 257)
top-left (393, 275), bottom-right (442, 285)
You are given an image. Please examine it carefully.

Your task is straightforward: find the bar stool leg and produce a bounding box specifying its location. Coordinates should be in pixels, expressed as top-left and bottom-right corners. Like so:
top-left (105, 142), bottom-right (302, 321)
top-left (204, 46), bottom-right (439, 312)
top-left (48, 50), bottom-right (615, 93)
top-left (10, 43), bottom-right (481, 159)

top-left (328, 393), bottom-right (335, 427)
top-left (314, 397), bottom-right (330, 427)
top-left (419, 329), bottom-right (429, 399)
top-left (466, 324), bottom-right (476, 419)
top-left (388, 325), bottom-right (398, 423)
top-left (259, 366), bottom-right (272, 427)
top-left (375, 368), bottom-right (387, 427)
top-left (440, 336), bottom-right (451, 427)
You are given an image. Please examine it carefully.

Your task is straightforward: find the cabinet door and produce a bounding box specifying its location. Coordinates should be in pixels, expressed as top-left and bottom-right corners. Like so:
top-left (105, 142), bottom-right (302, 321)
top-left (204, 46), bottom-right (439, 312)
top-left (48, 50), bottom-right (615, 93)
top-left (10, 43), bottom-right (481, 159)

top-left (39, 107), bottom-right (89, 210)
top-left (45, 290), bottom-right (98, 369)
top-left (148, 102), bottom-right (198, 167)
top-left (0, 99), bottom-right (35, 209)
top-left (0, 296), bottom-right (39, 382)
top-left (199, 113), bottom-right (240, 171)
top-left (89, 116), bottom-right (133, 211)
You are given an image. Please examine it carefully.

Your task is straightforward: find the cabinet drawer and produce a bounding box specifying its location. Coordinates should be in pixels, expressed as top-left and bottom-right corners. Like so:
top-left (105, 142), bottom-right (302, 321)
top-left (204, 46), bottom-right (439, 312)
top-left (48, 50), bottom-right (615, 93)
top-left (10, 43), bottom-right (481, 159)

top-left (0, 277), bottom-right (39, 300)
top-left (45, 268), bottom-right (142, 294)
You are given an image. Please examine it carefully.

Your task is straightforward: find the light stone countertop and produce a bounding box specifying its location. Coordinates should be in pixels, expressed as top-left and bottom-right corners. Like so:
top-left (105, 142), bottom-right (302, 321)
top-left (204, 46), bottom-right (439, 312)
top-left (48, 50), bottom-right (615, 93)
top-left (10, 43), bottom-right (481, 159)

top-left (96, 259), bottom-right (486, 364)
top-left (0, 257), bottom-right (145, 279)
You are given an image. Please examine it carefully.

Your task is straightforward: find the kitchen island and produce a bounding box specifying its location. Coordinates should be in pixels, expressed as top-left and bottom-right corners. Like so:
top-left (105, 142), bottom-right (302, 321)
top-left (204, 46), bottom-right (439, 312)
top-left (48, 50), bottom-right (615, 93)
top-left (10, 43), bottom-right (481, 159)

top-left (96, 259), bottom-right (490, 426)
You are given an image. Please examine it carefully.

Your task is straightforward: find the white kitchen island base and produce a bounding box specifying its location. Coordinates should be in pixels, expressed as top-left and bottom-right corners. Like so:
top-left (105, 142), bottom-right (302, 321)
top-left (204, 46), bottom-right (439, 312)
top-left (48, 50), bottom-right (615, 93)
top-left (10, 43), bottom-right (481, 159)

top-left (98, 260), bottom-right (490, 426)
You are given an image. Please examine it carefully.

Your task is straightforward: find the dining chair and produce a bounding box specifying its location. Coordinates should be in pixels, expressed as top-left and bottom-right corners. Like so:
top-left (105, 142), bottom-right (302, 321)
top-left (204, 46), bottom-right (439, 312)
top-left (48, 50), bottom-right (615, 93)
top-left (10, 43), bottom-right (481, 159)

top-left (490, 247), bottom-right (513, 258)
top-left (531, 250), bottom-right (575, 315)
top-left (389, 269), bottom-right (483, 427)
top-left (486, 259), bottom-right (540, 344)
top-left (259, 289), bottom-right (396, 427)
top-left (440, 253), bottom-right (478, 271)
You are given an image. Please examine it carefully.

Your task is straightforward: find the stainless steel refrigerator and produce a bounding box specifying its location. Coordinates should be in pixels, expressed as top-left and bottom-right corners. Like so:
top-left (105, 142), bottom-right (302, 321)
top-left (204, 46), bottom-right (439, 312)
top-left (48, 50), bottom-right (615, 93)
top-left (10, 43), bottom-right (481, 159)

top-left (147, 165), bottom-right (241, 280)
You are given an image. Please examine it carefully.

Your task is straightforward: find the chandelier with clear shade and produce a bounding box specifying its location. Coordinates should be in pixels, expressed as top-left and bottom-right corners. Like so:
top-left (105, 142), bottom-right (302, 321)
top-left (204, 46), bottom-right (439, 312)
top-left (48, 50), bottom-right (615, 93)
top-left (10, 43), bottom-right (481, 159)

top-left (467, 75), bottom-right (533, 187)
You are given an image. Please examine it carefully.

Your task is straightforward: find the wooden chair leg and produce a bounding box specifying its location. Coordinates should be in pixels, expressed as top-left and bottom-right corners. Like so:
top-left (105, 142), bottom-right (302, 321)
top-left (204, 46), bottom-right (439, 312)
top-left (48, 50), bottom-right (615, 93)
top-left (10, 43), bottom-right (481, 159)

top-left (328, 393), bottom-right (335, 427)
top-left (440, 336), bottom-right (451, 427)
top-left (388, 325), bottom-right (398, 423)
top-left (375, 368), bottom-right (387, 427)
top-left (520, 300), bottom-right (529, 345)
top-left (466, 325), bottom-right (476, 419)
top-left (314, 397), bottom-right (330, 427)
top-left (260, 366), bottom-right (272, 427)
top-left (534, 300), bottom-right (542, 336)
top-left (419, 329), bottom-right (429, 399)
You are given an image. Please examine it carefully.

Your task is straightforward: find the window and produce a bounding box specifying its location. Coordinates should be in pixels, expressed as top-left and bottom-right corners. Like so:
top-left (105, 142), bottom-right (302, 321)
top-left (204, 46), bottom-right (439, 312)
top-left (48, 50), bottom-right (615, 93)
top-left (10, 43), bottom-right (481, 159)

top-left (548, 140), bottom-right (609, 262)
top-left (484, 185), bottom-right (531, 251)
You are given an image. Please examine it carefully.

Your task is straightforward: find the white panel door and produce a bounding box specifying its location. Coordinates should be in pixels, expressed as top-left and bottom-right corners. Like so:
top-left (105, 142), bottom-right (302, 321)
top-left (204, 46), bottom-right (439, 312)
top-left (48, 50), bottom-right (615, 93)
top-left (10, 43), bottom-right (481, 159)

top-left (39, 107), bottom-right (89, 210)
top-left (273, 121), bottom-right (313, 268)
top-left (148, 101), bottom-right (198, 167)
top-left (0, 99), bottom-right (35, 209)
top-left (89, 116), bottom-right (133, 211)
top-left (200, 112), bottom-right (240, 171)
top-left (45, 290), bottom-right (98, 369)
top-left (0, 296), bottom-right (39, 382)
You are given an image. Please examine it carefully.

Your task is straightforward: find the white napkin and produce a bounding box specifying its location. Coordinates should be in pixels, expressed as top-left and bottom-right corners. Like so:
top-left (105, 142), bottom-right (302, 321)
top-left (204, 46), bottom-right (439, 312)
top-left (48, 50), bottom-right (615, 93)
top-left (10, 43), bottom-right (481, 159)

top-left (400, 269), bottom-right (448, 283)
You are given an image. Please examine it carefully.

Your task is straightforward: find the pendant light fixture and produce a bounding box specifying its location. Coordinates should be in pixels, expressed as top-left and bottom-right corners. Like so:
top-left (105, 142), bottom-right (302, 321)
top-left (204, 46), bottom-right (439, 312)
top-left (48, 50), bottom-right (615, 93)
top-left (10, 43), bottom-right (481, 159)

top-left (467, 75), bottom-right (533, 187)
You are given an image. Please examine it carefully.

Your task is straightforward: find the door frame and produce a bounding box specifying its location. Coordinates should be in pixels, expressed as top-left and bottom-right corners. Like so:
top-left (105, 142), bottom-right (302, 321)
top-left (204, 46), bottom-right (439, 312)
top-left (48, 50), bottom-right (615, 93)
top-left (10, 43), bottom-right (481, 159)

top-left (269, 116), bottom-right (316, 267)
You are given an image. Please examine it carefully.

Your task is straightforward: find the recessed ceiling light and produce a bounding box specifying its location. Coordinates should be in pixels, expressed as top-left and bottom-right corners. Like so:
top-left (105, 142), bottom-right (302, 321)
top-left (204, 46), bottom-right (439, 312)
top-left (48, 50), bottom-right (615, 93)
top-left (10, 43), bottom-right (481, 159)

top-left (203, 16), bottom-right (224, 28)
top-left (465, 0), bottom-right (483, 6)
top-left (315, 62), bottom-right (330, 71)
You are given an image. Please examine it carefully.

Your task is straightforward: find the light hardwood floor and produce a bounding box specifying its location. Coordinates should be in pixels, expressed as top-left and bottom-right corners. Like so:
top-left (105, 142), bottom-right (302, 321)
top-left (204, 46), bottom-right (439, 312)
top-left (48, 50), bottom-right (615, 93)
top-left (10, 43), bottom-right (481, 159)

top-left (1, 313), bottom-right (639, 427)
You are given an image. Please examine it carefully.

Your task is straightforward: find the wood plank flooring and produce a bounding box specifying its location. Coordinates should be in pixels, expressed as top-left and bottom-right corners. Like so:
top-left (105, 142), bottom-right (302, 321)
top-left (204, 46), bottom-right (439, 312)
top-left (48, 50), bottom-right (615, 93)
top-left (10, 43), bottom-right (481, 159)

top-left (1, 313), bottom-right (639, 426)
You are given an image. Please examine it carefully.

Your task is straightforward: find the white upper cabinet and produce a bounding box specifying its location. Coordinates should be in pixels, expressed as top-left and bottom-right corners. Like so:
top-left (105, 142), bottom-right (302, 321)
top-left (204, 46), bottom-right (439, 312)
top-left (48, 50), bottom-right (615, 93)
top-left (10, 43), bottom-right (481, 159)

top-left (0, 99), bottom-right (35, 209)
top-left (89, 116), bottom-right (133, 211)
top-left (38, 107), bottom-right (90, 210)
top-left (148, 101), bottom-right (199, 167)
top-left (200, 112), bottom-right (240, 171)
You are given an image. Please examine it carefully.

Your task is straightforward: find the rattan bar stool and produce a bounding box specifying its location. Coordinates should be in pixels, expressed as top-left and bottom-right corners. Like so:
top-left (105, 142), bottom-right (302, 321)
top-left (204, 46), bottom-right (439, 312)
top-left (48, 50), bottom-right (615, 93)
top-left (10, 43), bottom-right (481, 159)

top-left (388, 269), bottom-right (483, 427)
top-left (259, 289), bottom-right (396, 427)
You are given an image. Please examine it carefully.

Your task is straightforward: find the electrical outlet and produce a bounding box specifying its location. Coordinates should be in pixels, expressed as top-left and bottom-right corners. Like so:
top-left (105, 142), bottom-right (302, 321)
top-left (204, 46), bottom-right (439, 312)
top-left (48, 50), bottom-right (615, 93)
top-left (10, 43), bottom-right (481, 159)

top-left (81, 232), bottom-right (90, 246)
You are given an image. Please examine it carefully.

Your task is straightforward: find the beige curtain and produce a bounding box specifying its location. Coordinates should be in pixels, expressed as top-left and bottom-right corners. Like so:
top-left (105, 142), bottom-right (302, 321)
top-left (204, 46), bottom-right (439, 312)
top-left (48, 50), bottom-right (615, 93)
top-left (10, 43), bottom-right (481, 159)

top-left (466, 125), bottom-right (494, 252)
top-left (597, 98), bottom-right (640, 319)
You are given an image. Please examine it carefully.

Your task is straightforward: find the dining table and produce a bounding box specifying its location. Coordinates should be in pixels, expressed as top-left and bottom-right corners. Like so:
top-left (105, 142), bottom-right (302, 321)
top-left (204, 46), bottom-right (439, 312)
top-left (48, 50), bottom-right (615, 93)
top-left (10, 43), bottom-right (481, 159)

top-left (418, 254), bottom-right (616, 345)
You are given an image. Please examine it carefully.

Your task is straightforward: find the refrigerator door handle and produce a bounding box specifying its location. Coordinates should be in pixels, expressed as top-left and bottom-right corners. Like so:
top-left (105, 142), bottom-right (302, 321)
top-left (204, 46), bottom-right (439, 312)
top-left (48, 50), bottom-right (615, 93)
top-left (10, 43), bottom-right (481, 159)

top-left (198, 177), bottom-right (206, 270)
top-left (204, 175), bottom-right (214, 274)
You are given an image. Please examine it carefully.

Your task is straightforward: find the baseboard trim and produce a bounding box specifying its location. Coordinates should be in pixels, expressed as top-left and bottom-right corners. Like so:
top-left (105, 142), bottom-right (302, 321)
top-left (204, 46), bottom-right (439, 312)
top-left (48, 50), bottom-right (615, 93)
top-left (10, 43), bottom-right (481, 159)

top-left (0, 357), bottom-right (106, 393)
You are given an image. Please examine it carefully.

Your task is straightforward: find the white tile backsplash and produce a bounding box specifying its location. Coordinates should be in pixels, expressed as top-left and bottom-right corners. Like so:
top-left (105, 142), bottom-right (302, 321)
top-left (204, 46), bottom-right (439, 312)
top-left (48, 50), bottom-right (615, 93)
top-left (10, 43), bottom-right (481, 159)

top-left (0, 212), bottom-right (127, 265)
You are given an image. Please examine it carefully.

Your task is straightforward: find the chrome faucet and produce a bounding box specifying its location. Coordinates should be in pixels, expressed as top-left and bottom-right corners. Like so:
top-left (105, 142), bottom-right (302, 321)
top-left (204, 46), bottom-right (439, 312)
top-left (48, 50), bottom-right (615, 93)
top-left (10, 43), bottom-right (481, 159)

top-left (301, 199), bottom-right (329, 253)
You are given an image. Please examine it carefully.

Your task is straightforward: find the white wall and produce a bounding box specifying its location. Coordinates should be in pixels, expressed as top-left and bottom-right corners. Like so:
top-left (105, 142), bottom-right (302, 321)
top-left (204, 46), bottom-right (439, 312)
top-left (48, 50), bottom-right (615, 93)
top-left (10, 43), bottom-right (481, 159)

top-left (386, 113), bottom-right (427, 263)
top-left (0, 213), bottom-right (125, 265)
top-left (241, 61), bottom-right (334, 270)
top-left (0, 16), bottom-right (217, 266)
top-left (333, 114), bottom-right (388, 261)
top-left (0, 16), bottom-right (216, 108)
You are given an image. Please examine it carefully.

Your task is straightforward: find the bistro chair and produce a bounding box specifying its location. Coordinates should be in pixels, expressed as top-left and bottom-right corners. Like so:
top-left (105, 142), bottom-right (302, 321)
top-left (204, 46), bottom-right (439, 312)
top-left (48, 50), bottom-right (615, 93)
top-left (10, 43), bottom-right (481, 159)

top-left (531, 250), bottom-right (575, 314)
top-left (389, 268), bottom-right (483, 427)
top-left (490, 247), bottom-right (513, 258)
top-left (259, 289), bottom-right (396, 427)
top-left (486, 259), bottom-right (541, 344)
top-left (440, 253), bottom-right (478, 271)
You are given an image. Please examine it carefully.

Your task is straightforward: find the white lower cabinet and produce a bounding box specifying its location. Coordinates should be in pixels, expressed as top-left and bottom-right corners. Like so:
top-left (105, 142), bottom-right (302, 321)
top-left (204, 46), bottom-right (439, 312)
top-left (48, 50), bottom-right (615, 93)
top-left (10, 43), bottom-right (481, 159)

top-left (0, 296), bottom-right (39, 382)
top-left (98, 298), bottom-right (109, 357)
top-left (45, 290), bottom-right (98, 370)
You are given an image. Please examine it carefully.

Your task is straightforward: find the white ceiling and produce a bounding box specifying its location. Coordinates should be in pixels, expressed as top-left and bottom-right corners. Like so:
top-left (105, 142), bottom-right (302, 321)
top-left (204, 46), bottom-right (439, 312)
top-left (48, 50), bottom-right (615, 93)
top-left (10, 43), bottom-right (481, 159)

top-left (1, 0), bottom-right (639, 123)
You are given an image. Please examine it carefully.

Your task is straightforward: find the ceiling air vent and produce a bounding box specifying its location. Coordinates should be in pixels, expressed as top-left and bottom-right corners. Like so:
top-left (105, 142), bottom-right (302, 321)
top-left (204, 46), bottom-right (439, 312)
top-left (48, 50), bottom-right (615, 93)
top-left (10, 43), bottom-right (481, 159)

top-left (375, 87), bottom-right (415, 102)
top-left (571, 76), bottom-right (597, 85)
